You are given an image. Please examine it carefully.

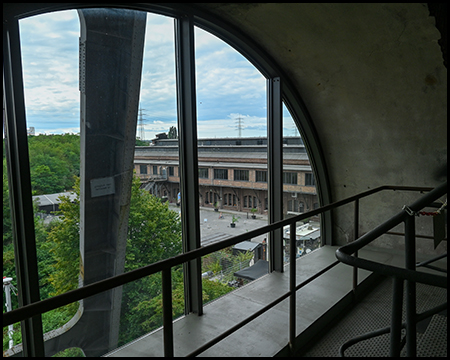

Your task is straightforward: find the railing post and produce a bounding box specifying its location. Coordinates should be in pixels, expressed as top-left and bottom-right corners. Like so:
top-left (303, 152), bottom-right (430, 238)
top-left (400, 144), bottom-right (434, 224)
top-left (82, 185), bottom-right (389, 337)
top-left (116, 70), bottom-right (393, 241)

top-left (289, 222), bottom-right (296, 353)
top-left (353, 199), bottom-right (359, 294)
top-left (404, 215), bottom-right (417, 357)
top-left (162, 269), bottom-right (174, 357)
top-left (390, 276), bottom-right (403, 357)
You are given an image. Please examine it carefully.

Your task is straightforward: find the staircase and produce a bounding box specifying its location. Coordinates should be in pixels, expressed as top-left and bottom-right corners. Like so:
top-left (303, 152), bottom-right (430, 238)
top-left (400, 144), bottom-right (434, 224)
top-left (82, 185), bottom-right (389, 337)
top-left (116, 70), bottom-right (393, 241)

top-left (299, 278), bottom-right (447, 357)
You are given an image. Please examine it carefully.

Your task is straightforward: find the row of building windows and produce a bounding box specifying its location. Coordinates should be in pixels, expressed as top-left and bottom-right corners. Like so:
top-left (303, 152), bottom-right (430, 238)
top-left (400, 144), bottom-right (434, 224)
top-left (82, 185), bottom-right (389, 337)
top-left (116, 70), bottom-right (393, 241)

top-left (139, 165), bottom-right (315, 186)
top-left (139, 165), bottom-right (175, 177)
top-left (203, 192), bottom-right (268, 210)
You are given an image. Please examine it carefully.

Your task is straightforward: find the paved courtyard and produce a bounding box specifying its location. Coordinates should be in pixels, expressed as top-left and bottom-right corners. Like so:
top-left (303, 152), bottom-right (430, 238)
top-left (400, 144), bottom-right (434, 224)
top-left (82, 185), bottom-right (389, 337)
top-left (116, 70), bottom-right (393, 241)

top-left (168, 205), bottom-right (269, 244)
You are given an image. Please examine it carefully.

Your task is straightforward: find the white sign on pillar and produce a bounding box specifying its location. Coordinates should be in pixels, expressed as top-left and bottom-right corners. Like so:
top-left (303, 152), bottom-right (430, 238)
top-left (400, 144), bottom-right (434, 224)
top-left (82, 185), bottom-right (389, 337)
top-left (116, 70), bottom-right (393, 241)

top-left (90, 177), bottom-right (115, 198)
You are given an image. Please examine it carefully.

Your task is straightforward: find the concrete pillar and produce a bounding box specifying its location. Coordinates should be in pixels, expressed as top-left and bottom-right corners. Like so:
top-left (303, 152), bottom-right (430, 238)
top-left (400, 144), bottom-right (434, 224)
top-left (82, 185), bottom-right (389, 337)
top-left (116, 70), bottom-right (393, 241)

top-left (41, 9), bottom-right (146, 357)
top-left (78, 8), bottom-right (146, 355)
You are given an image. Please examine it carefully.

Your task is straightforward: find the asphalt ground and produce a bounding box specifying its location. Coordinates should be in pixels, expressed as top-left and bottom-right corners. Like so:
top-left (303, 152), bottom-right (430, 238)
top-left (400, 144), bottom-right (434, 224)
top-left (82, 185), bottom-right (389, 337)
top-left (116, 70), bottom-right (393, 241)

top-left (168, 204), bottom-right (269, 244)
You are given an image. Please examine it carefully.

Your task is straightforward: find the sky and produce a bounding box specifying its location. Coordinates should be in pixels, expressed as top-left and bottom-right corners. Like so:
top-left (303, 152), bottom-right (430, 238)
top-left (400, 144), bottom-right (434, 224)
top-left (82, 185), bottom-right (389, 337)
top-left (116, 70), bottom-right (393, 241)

top-left (18, 9), bottom-right (298, 139)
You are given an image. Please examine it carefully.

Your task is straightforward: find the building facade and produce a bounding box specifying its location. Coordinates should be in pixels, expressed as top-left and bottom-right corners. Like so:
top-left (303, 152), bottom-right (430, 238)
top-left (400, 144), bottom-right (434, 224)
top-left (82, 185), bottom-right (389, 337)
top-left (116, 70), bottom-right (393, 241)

top-left (134, 136), bottom-right (318, 216)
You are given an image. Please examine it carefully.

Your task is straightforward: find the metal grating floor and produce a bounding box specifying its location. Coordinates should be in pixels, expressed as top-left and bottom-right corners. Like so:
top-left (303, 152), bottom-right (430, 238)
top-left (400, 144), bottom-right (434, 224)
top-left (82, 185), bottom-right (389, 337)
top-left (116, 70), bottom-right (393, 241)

top-left (300, 278), bottom-right (447, 357)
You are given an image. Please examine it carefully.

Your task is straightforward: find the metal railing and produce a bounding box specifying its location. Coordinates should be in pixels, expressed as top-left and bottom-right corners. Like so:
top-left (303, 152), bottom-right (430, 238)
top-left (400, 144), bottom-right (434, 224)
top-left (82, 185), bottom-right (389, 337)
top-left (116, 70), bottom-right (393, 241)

top-left (3, 182), bottom-right (446, 357)
top-left (336, 181), bottom-right (447, 357)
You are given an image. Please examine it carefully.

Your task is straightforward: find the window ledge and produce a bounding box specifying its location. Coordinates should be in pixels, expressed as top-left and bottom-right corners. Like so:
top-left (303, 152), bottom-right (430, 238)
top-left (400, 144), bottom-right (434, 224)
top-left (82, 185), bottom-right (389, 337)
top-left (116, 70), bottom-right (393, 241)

top-left (104, 245), bottom-right (412, 357)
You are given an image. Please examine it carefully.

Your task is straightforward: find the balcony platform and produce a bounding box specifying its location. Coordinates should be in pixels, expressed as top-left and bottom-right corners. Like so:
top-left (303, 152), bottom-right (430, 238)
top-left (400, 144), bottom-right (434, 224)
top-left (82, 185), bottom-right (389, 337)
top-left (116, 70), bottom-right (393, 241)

top-left (104, 245), bottom-right (445, 357)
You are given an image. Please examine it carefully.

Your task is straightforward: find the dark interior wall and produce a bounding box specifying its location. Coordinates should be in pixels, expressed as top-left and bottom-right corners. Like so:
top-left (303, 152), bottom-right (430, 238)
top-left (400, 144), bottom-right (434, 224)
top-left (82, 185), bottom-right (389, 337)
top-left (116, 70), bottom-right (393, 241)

top-left (197, 3), bottom-right (447, 248)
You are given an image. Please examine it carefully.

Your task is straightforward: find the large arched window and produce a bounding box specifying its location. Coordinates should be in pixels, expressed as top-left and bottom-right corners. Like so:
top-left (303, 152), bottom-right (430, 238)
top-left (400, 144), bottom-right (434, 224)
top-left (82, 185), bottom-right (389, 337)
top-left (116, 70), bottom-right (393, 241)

top-left (3, 4), bottom-right (330, 357)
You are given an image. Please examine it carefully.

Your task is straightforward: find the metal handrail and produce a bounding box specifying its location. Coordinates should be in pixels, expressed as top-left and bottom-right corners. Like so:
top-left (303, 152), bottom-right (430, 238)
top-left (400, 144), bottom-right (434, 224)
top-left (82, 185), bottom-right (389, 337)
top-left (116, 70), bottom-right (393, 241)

top-left (3, 183), bottom-right (444, 357)
top-left (336, 180), bottom-right (447, 357)
top-left (338, 301), bottom-right (448, 356)
top-left (335, 181), bottom-right (447, 288)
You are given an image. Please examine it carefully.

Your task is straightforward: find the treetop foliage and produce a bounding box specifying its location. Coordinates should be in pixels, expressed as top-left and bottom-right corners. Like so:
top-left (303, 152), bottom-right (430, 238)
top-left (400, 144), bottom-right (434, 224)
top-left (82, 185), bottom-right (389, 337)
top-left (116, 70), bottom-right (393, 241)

top-left (26, 134), bottom-right (80, 195)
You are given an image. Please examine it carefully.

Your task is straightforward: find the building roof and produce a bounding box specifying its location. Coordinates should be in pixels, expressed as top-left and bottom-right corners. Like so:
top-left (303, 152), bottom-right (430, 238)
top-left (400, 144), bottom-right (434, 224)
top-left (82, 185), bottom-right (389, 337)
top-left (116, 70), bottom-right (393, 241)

top-left (233, 259), bottom-right (269, 281)
top-left (233, 240), bottom-right (261, 252)
top-left (32, 192), bottom-right (77, 208)
top-left (134, 159), bottom-right (312, 171)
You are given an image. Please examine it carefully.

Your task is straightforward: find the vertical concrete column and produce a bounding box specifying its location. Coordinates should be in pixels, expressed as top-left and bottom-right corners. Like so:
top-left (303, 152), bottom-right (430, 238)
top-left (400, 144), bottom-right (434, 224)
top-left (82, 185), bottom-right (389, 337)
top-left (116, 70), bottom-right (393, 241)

top-left (77, 8), bottom-right (146, 355)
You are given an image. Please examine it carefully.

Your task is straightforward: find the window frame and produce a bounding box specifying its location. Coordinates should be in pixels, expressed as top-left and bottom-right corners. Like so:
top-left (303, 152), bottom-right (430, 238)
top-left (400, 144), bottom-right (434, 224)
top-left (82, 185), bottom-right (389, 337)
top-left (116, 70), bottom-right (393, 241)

top-left (198, 167), bottom-right (208, 179)
top-left (140, 164), bottom-right (148, 174)
top-left (305, 172), bottom-right (315, 186)
top-left (283, 171), bottom-right (298, 185)
top-left (255, 170), bottom-right (268, 182)
top-left (3, 3), bottom-right (331, 356)
top-left (234, 169), bottom-right (249, 181)
top-left (213, 168), bottom-right (228, 180)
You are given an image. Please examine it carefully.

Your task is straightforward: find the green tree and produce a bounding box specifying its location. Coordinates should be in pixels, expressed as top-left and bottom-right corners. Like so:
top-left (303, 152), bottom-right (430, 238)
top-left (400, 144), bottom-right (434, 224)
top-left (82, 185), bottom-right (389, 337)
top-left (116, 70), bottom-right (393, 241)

top-left (135, 139), bottom-right (148, 146)
top-left (168, 126), bottom-right (177, 139)
top-left (119, 175), bottom-right (183, 345)
top-left (125, 176), bottom-right (182, 269)
top-left (3, 157), bottom-right (12, 246)
top-left (44, 177), bottom-right (81, 319)
top-left (31, 164), bottom-right (61, 195)
top-left (3, 156), bottom-right (15, 301)
top-left (45, 179), bottom-right (80, 297)
top-left (31, 173), bottom-right (183, 347)
top-left (2, 168), bottom-right (63, 351)
top-left (27, 134), bottom-right (80, 195)
top-left (2, 160), bottom-right (237, 350)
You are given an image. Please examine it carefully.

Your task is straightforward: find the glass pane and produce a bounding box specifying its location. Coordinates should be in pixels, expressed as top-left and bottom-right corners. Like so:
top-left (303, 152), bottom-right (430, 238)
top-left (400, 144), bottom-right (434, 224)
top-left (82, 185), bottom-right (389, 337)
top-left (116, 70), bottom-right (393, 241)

top-left (4, 10), bottom-right (82, 356)
top-left (282, 103), bottom-right (321, 263)
top-left (13, 8), bottom-right (183, 356)
top-left (195, 27), bottom-right (269, 301)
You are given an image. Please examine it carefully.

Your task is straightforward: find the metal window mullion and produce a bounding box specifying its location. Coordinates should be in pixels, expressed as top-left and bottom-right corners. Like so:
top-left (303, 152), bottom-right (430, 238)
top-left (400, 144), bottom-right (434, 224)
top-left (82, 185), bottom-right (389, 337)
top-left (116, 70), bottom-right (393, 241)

top-left (3, 17), bottom-right (45, 357)
top-left (174, 15), bottom-right (203, 315)
top-left (267, 77), bottom-right (283, 272)
top-left (282, 91), bottom-right (332, 246)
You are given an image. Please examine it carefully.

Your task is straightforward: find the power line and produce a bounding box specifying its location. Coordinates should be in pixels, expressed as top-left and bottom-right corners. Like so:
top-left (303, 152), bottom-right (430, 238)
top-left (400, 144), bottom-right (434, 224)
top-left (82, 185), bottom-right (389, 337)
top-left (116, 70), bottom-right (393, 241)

top-left (235, 114), bottom-right (244, 137)
top-left (138, 107), bottom-right (147, 140)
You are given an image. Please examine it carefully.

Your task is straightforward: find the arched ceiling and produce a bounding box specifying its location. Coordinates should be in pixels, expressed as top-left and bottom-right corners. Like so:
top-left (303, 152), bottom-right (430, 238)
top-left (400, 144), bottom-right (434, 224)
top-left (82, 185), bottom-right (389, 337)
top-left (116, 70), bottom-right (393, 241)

top-left (196, 3), bottom-right (447, 199)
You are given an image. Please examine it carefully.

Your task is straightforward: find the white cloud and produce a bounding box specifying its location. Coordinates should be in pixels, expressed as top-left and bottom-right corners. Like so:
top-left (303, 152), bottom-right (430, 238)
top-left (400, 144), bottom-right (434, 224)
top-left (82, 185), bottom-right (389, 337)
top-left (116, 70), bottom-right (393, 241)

top-left (19, 10), bottom-right (80, 133)
top-left (18, 8), bottom-right (272, 138)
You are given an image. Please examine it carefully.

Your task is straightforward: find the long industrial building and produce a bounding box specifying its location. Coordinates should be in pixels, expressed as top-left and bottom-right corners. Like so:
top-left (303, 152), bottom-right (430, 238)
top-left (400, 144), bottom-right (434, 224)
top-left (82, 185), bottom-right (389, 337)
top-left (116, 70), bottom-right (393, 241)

top-left (134, 136), bottom-right (319, 216)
